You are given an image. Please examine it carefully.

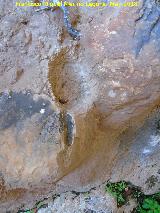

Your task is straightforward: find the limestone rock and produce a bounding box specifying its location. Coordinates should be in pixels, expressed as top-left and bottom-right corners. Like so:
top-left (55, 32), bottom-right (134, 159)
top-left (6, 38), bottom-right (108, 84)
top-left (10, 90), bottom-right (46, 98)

top-left (0, 0), bottom-right (160, 211)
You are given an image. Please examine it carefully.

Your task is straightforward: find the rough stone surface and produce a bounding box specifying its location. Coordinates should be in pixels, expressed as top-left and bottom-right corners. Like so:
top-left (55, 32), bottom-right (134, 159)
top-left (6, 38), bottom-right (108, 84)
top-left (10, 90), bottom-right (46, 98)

top-left (0, 0), bottom-right (160, 212)
top-left (37, 184), bottom-right (117, 213)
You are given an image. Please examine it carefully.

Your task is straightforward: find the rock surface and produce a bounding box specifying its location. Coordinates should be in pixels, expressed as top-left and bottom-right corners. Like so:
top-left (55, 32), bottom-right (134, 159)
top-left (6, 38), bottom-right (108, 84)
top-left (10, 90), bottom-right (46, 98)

top-left (37, 184), bottom-right (117, 213)
top-left (0, 0), bottom-right (160, 212)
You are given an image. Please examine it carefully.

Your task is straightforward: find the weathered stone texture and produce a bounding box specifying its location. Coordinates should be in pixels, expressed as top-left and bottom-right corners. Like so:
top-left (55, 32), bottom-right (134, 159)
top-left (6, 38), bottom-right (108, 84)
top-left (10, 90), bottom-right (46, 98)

top-left (0, 0), bottom-right (160, 211)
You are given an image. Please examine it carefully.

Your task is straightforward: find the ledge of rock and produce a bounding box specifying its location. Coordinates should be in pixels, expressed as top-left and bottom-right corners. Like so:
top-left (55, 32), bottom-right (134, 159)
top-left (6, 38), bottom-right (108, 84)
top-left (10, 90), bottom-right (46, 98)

top-left (0, 0), bottom-right (160, 212)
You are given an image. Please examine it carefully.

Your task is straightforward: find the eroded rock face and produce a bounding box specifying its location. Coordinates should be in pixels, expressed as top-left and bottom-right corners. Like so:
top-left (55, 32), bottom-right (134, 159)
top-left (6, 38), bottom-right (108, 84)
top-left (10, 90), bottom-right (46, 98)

top-left (48, 0), bottom-right (160, 191)
top-left (0, 92), bottom-right (63, 210)
top-left (0, 0), bottom-right (160, 211)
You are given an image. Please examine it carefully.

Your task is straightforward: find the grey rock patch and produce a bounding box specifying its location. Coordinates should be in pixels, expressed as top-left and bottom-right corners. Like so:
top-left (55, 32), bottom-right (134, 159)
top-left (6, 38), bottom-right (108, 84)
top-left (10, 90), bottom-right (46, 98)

top-left (37, 185), bottom-right (116, 213)
top-left (134, 0), bottom-right (160, 55)
top-left (0, 91), bottom-right (52, 130)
